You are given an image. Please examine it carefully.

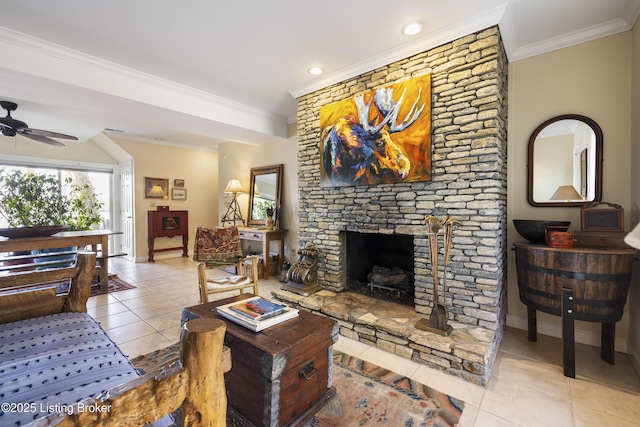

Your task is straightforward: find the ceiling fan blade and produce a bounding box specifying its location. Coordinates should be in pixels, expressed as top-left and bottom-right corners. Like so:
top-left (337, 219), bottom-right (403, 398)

top-left (22, 133), bottom-right (66, 147)
top-left (22, 128), bottom-right (78, 140)
top-left (0, 116), bottom-right (27, 130)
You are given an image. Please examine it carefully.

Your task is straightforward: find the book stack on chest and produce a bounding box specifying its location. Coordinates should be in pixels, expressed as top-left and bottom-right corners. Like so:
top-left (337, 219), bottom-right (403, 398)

top-left (216, 296), bottom-right (299, 331)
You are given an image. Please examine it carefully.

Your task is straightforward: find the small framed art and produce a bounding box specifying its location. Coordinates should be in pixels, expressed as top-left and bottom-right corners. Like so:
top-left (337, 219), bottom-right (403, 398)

top-left (171, 188), bottom-right (187, 201)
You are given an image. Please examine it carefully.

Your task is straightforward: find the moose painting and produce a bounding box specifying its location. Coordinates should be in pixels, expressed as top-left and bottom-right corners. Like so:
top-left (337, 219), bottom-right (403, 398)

top-left (319, 74), bottom-right (431, 187)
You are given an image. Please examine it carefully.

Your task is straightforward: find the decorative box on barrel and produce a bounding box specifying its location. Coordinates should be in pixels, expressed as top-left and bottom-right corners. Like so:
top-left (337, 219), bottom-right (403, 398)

top-left (182, 295), bottom-right (338, 427)
top-left (513, 242), bottom-right (636, 377)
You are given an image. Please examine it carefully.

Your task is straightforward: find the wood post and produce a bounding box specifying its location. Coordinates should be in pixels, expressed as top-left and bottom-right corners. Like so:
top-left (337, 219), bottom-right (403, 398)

top-left (561, 287), bottom-right (576, 378)
top-left (526, 306), bottom-right (537, 342)
top-left (181, 318), bottom-right (228, 426)
top-left (63, 252), bottom-right (96, 313)
top-left (601, 322), bottom-right (616, 364)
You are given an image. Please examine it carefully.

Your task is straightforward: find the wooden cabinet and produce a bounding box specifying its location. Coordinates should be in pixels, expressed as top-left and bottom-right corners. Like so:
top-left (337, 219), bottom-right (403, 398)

top-left (147, 207), bottom-right (188, 262)
top-left (513, 242), bottom-right (636, 377)
top-left (237, 227), bottom-right (286, 279)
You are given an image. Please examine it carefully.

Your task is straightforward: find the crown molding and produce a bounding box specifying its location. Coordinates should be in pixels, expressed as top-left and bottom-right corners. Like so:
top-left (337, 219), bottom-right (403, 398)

top-left (508, 17), bottom-right (636, 62)
top-left (289, 5), bottom-right (507, 99)
top-left (0, 27), bottom-right (288, 138)
top-left (103, 131), bottom-right (220, 153)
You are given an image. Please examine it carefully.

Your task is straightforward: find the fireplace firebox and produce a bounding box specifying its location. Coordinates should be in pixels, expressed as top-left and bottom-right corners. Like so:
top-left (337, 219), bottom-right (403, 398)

top-left (345, 231), bottom-right (414, 305)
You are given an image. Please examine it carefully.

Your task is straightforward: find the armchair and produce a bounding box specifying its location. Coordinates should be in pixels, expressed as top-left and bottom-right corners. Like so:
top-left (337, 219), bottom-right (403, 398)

top-left (194, 226), bottom-right (259, 303)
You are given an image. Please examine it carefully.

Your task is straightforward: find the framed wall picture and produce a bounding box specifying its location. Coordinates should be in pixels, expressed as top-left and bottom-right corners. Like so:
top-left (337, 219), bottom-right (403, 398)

top-left (172, 188), bottom-right (187, 201)
top-left (145, 177), bottom-right (169, 199)
top-left (319, 73), bottom-right (431, 187)
top-left (174, 179), bottom-right (185, 188)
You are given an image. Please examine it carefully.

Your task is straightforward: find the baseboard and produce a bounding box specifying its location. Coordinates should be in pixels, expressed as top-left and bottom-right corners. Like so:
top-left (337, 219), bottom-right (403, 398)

top-left (506, 314), bottom-right (629, 353)
top-left (627, 341), bottom-right (640, 376)
top-left (136, 251), bottom-right (190, 263)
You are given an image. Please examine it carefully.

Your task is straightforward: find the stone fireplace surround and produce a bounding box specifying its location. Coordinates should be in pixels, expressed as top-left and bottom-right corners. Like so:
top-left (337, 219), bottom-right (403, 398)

top-left (276, 26), bottom-right (508, 386)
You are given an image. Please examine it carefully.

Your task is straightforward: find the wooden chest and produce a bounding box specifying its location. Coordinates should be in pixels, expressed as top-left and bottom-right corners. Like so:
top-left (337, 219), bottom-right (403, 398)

top-left (182, 295), bottom-right (338, 426)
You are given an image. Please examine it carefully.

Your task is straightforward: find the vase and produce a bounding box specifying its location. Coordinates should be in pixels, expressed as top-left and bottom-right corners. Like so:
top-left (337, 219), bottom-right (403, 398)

top-left (266, 217), bottom-right (274, 230)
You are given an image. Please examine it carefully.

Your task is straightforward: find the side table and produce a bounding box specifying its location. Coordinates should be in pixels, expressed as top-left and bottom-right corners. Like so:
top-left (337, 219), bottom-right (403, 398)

top-left (513, 242), bottom-right (636, 377)
top-left (237, 227), bottom-right (286, 279)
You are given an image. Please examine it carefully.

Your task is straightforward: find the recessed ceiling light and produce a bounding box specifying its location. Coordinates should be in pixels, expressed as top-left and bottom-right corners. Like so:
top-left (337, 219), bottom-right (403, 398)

top-left (308, 67), bottom-right (324, 75)
top-left (402, 22), bottom-right (422, 36)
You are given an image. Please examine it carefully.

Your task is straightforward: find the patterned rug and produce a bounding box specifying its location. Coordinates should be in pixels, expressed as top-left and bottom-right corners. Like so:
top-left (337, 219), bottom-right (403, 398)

top-left (131, 345), bottom-right (464, 426)
top-left (55, 274), bottom-right (136, 296)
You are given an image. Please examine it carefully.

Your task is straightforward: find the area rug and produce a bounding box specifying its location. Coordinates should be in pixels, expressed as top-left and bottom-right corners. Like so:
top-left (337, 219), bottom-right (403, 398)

top-left (131, 345), bottom-right (464, 426)
top-left (55, 274), bottom-right (136, 296)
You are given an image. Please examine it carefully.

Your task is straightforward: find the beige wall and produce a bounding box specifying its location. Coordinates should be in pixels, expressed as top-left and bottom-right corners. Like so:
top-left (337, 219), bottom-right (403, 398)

top-left (112, 138), bottom-right (218, 261)
top-left (508, 32), bottom-right (633, 347)
top-left (629, 17), bottom-right (640, 367)
top-left (217, 128), bottom-right (299, 262)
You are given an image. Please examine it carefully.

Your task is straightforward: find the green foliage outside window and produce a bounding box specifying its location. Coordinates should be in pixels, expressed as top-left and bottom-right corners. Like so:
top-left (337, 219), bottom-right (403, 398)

top-left (0, 169), bottom-right (104, 231)
top-left (253, 199), bottom-right (275, 220)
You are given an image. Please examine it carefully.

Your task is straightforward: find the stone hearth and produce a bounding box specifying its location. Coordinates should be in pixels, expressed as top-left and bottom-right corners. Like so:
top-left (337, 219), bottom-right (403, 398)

top-left (274, 289), bottom-right (497, 385)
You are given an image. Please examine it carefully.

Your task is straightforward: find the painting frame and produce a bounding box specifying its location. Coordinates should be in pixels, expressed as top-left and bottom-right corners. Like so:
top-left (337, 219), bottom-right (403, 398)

top-left (319, 74), bottom-right (431, 187)
top-left (144, 177), bottom-right (169, 199)
top-left (580, 148), bottom-right (588, 198)
top-left (171, 188), bottom-right (187, 201)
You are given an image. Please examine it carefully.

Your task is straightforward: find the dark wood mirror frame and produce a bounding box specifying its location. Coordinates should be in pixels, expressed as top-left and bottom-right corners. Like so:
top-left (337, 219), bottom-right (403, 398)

top-left (247, 164), bottom-right (283, 227)
top-left (527, 114), bottom-right (603, 207)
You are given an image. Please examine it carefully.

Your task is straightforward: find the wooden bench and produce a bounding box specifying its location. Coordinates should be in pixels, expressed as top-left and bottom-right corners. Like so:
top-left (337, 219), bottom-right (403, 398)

top-left (0, 252), bottom-right (231, 426)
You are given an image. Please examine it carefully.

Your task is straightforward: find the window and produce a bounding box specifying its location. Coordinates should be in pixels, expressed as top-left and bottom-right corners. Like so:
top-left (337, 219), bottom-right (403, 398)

top-left (0, 164), bottom-right (112, 229)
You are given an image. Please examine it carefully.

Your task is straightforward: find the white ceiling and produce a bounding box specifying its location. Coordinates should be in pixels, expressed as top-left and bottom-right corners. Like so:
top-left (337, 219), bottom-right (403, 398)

top-left (0, 0), bottom-right (638, 151)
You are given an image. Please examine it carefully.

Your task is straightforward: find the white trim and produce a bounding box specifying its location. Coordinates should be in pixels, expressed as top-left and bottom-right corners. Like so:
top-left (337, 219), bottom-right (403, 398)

top-left (507, 314), bottom-right (629, 353)
top-left (288, 5), bottom-right (507, 98)
top-left (0, 153), bottom-right (117, 173)
top-left (0, 27), bottom-right (288, 139)
top-left (627, 341), bottom-right (640, 377)
top-left (136, 250), bottom-right (188, 264)
top-left (106, 132), bottom-right (219, 153)
top-left (508, 18), bottom-right (634, 62)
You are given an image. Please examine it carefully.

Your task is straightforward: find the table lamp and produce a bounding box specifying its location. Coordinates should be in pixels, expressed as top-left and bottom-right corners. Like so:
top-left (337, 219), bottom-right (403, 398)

top-left (221, 179), bottom-right (245, 226)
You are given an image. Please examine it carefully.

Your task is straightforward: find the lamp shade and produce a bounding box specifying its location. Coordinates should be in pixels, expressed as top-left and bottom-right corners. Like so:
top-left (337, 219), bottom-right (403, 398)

top-left (149, 185), bottom-right (165, 197)
top-left (549, 185), bottom-right (582, 201)
top-left (624, 222), bottom-right (640, 250)
top-left (224, 179), bottom-right (243, 193)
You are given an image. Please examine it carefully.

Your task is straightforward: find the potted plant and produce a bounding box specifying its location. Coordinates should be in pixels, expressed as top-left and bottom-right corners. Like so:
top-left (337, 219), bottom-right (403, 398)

top-left (0, 169), bottom-right (104, 237)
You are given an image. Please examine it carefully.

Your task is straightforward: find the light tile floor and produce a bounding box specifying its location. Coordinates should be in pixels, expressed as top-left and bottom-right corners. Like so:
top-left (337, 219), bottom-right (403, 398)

top-left (93, 257), bottom-right (640, 427)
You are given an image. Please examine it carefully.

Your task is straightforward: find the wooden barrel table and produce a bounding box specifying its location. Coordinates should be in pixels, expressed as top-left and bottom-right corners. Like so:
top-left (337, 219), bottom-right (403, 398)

top-left (513, 242), bottom-right (636, 377)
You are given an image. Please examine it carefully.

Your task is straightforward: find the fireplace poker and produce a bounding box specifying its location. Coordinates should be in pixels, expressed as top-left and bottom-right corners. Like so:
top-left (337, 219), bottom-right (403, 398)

top-left (425, 215), bottom-right (447, 330)
top-left (442, 217), bottom-right (459, 306)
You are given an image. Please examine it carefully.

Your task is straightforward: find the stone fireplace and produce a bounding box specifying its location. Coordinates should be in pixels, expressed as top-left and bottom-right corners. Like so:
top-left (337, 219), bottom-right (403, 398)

top-left (277, 26), bottom-right (508, 385)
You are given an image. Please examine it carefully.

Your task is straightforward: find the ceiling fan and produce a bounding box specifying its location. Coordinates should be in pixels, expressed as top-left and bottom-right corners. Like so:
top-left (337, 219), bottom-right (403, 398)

top-left (0, 100), bottom-right (77, 147)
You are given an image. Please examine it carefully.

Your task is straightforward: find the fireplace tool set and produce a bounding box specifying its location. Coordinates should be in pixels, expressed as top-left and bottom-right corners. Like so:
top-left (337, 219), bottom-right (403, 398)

top-left (416, 215), bottom-right (459, 336)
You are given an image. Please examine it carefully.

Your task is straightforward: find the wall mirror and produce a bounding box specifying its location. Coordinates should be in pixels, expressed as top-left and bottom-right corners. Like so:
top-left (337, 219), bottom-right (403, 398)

top-left (527, 114), bottom-right (603, 207)
top-left (247, 164), bottom-right (283, 227)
